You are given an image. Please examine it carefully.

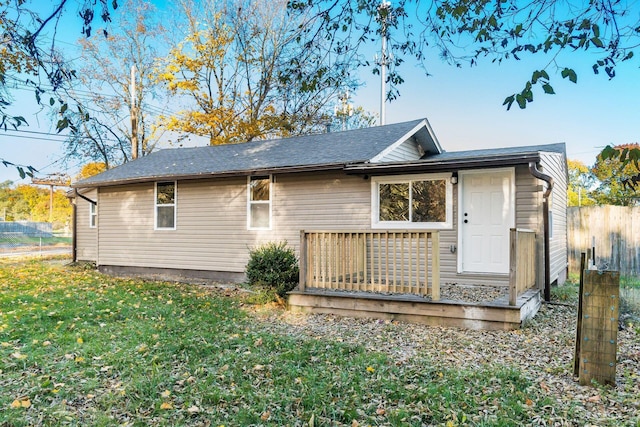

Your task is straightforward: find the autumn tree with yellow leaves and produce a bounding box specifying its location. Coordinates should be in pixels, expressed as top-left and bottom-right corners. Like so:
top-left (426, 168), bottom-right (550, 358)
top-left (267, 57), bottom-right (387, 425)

top-left (156, 0), bottom-right (355, 145)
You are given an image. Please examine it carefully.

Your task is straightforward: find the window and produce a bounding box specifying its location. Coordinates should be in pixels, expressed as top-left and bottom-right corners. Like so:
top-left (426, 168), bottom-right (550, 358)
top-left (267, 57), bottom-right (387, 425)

top-left (155, 181), bottom-right (176, 229)
top-left (373, 174), bottom-right (452, 229)
top-left (89, 203), bottom-right (97, 228)
top-left (248, 176), bottom-right (271, 229)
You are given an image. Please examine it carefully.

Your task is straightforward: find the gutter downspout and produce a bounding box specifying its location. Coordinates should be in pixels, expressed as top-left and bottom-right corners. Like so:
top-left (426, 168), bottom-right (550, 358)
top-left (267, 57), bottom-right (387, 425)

top-left (71, 189), bottom-right (78, 263)
top-left (529, 162), bottom-right (554, 302)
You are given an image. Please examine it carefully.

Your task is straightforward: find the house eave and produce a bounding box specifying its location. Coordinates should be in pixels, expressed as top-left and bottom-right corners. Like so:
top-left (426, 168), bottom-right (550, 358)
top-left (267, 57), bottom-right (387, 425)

top-left (71, 163), bottom-right (347, 189)
top-left (344, 152), bottom-right (542, 175)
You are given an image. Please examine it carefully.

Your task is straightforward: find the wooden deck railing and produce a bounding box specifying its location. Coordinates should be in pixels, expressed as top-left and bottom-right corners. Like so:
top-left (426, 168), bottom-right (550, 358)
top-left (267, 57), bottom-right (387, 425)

top-left (299, 230), bottom-right (440, 301)
top-left (509, 228), bottom-right (536, 305)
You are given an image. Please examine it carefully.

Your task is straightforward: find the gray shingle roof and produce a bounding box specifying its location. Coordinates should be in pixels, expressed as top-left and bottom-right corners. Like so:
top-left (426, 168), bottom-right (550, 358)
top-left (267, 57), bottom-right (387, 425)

top-left (74, 119), bottom-right (426, 187)
top-left (422, 142), bottom-right (566, 162)
top-left (343, 142), bottom-right (566, 175)
top-left (73, 117), bottom-right (566, 188)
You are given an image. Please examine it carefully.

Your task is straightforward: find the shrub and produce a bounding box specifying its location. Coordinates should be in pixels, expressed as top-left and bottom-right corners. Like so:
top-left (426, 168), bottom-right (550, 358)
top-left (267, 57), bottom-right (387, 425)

top-left (245, 241), bottom-right (299, 298)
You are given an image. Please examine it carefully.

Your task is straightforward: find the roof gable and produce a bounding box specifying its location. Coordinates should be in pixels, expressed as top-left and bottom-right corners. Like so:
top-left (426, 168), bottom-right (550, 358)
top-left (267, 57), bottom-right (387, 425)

top-left (370, 118), bottom-right (442, 163)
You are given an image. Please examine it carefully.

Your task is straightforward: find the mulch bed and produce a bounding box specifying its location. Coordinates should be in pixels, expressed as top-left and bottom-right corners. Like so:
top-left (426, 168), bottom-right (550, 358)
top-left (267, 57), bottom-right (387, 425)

top-left (248, 294), bottom-right (640, 425)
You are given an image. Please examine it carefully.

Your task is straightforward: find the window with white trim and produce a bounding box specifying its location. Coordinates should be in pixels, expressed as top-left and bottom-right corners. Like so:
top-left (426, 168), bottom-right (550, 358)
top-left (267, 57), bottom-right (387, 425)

top-left (155, 181), bottom-right (176, 229)
top-left (89, 202), bottom-right (97, 228)
top-left (372, 173), bottom-right (453, 229)
top-left (248, 176), bottom-right (271, 229)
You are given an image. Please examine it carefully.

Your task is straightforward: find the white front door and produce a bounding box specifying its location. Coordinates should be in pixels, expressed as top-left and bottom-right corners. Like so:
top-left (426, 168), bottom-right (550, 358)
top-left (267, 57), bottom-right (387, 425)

top-left (460, 169), bottom-right (514, 274)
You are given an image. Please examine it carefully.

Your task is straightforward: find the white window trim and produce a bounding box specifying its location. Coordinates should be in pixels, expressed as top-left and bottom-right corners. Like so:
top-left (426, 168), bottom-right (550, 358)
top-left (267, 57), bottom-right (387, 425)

top-left (371, 172), bottom-right (453, 229)
top-left (89, 202), bottom-right (97, 228)
top-left (155, 181), bottom-right (177, 230)
top-left (247, 175), bottom-right (272, 230)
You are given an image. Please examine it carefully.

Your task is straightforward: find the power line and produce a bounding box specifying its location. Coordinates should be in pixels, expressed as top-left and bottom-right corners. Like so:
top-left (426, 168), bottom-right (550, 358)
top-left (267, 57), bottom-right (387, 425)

top-left (0, 130), bottom-right (122, 144)
top-left (6, 76), bottom-right (181, 117)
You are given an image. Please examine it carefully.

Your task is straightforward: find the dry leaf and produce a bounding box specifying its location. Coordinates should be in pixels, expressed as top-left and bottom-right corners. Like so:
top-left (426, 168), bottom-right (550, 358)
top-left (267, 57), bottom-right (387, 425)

top-left (160, 390), bottom-right (171, 398)
top-left (160, 402), bottom-right (173, 410)
top-left (587, 395), bottom-right (601, 403)
top-left (260, 410), bottom-right (270, 421)
top-left (187, 405), bottom-right (200, 414)
top-left (10, 398), bottom-right (31, 408)
top-left (376, 407), bottom-right (386, 415)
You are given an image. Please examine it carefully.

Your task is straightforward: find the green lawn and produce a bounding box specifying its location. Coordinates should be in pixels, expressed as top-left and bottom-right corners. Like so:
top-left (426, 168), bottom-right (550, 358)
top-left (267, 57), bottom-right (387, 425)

top-left (0, 259), bottom-right (634, 426)
top-left (0, 236), bottom-right (72, 246)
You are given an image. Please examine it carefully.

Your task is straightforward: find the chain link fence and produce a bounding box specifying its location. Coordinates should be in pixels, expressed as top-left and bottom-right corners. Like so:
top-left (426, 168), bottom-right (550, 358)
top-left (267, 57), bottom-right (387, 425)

top-left (0, 221), bottom-right (71, 256)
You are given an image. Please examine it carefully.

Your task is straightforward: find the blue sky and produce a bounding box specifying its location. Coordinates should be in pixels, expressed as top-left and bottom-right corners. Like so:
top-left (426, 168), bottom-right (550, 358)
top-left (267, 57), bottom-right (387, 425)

top-left (1, 1), bottom-right (638, 184)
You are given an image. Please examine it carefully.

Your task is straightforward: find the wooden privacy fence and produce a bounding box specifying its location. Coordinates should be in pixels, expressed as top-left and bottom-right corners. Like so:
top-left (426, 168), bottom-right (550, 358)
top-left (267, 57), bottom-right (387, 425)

top-left (299, 230), bottom-right (440, 300)
top-left (568, 206), bottom-right (640, 276)
top-left (509, 228), bottom-right (537, 306)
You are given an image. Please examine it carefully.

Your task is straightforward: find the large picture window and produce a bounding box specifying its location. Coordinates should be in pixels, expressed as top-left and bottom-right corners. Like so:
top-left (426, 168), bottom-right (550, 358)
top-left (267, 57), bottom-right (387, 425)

top-left (248, 176), bottom-right (271, 229)
top-left (155, 181), bottom-right (176, 229)
top-left (373, 174), bottom-right (452, 229)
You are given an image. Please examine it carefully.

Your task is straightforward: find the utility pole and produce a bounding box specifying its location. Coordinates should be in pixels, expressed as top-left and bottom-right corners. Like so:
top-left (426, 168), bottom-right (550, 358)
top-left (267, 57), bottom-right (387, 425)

top-left (377, 0), bottom-right (392, 126)
top-left (334, 90), bottom-right (353, 131)
top-left (130, 64), bottom-right (138, 160)
top-left (31, 173), bottom-right (70, 222)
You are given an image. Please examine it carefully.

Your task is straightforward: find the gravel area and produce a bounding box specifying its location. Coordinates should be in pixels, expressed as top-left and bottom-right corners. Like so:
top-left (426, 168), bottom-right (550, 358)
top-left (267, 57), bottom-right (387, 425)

top-left (248, 298), bottom-right (640, 425)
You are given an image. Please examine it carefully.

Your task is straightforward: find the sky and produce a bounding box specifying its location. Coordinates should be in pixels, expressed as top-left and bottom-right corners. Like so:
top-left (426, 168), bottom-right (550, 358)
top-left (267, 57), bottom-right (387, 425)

top-left (1, 1), bottom-right (639, 185)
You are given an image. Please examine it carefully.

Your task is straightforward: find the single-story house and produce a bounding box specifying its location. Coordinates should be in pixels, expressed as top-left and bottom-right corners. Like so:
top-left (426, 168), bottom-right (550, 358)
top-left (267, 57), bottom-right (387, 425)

top-left (71, 118), bottom-right (567, 329)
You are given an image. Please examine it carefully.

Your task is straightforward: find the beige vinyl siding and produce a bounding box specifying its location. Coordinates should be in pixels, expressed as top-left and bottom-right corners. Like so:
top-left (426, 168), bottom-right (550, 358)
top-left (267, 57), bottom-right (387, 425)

top-left (76, 189), bottom-right (98, 261)
top-left (92, 163), bottom-right (560, 287)
top-left (540, 152), bottom-right (568, 284)
top-left (374, 138), bottom-right (422, 162)
top-left (96, 173), bottom-right (373, 274)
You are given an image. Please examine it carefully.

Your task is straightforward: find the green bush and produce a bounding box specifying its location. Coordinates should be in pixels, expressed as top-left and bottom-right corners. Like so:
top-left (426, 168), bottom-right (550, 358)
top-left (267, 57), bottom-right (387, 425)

top-left (245, 241), bottom-right (299, 298)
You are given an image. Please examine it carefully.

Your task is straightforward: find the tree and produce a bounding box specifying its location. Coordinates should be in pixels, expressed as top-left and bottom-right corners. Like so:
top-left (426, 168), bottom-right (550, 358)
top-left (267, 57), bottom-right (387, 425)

top-left (0, 0), bottom-right (116, 175)
top-left (77, 162), bottom-right (107, 180)
top-left (289, 0), bottom-right (639, 108)
top-left (61, 0), bottom-right (167, 169)
top-left (331, 105), bottom-right (377, 132)
top-left (156, 0), bottom-right (355, 145)
top-left (567, 159), bottom-right (595, 207)
top-left (591, 144), bottom-right (640, 206)
top-left (288, 0), bottom-right (640, 189)
top-left (0, 183), bottom-right (71, 227)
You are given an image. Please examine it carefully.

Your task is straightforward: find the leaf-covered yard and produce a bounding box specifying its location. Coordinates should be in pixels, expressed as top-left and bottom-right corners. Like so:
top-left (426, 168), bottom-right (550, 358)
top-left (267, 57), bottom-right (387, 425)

top-left (1, 259), bottom-right (638, 426)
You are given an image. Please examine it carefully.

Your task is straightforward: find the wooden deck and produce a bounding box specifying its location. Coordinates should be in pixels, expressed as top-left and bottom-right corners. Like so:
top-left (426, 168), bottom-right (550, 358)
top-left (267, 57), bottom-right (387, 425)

top-left (292, 229), bottom-right (541, 330)
top-left (288, 288), bottom-right (541, 331)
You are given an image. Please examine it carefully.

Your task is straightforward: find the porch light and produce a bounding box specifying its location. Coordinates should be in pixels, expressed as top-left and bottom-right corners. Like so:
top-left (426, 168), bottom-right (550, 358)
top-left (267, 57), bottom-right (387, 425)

top-left (450, 172), bottom-right (458, 185)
